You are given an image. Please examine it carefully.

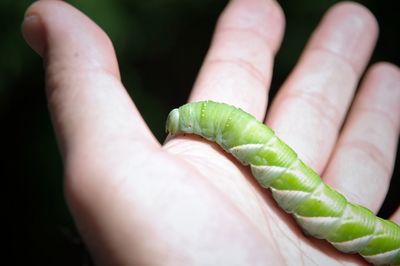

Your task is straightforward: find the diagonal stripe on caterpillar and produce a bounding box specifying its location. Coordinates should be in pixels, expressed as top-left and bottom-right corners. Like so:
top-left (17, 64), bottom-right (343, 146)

top-left (166, 100), bottom-right (400, 265)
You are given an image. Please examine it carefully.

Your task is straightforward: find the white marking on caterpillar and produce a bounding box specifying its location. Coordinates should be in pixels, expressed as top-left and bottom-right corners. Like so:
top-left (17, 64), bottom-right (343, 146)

top-left (294, 214), bottom-right (340, 239)
top-left (229, 144), bottom-right (264, 165)
top-left (331, 235), bottom-right (372, 253)
top-left (250, 164), bottom-right (287, 187)
top-left (363, 248), bottom-right (400, 265)
top-left (270, 188), bottom-right (310, 212)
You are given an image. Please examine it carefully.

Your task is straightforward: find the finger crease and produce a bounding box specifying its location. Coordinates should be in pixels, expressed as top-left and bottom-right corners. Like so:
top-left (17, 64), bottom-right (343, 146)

top-left (307, 46), bottom-right (358, 77)
top-left (282, 89), bottom-right (342, 129)
top-left (352, 106), bottom-right (400, 133)
top-left (340, 139), bottom-right (392, 177)
top-left (206, 57), bottom-right (267, 87)
top-left (217, 26), bottom-right (275, 53)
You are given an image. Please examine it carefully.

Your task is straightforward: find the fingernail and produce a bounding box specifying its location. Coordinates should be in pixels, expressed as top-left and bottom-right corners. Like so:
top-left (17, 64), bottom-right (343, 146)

top-left (22, 14), bottom-right (46, 56)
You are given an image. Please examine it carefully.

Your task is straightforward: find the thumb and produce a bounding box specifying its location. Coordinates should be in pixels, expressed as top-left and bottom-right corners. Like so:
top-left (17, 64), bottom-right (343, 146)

top-left (21, 0), bottom-right (158, 158)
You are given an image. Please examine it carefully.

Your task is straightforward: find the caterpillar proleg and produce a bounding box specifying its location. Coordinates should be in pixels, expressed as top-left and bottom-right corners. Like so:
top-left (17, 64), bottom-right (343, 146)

top-left (166, 101), bottom-right (400, 265)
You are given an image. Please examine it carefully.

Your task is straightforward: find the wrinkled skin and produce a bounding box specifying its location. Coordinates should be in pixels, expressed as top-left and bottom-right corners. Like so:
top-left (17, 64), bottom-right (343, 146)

top-left (22, 0), bottom-right (400, 265)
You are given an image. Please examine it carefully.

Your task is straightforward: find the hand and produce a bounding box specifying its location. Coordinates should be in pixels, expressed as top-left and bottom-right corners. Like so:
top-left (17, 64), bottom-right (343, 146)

top-left (22, 0), bottom-right (399, 265)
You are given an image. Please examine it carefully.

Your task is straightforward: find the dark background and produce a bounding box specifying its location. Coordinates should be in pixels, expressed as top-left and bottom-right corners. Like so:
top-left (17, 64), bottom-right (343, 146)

top-left (2, 0), bottom-right (399, 265)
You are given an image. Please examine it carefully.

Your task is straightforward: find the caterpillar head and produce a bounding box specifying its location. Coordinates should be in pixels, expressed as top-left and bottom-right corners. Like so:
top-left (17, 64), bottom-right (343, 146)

top-left (166, 108), bottom-right (180, 135)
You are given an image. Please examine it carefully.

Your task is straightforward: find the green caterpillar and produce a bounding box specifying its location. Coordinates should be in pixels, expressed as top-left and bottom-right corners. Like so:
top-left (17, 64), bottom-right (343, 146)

top-left (166, 100), bottom-right (400, 265)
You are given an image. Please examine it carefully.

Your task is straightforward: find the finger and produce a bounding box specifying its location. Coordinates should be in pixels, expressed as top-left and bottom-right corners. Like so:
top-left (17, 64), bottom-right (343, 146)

top-left (391, 208), bottom-right (400, 224)
top-left (266, 2), bottom-right (378, 172)
top-left (323, 63), bottom-right (400, 212)
top-left (189, 0), bottom-right (284, 120)
top-left (22, 1), bottom-right (158, 159)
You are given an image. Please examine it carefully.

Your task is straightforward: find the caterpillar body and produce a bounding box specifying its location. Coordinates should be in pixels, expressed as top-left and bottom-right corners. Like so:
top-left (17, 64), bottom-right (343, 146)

top-left (166, 101), bottom-right (400, 265)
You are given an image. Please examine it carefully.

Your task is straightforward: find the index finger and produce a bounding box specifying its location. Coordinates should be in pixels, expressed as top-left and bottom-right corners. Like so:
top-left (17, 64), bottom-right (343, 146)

top-left (189, 0), bottom-right (285, 120)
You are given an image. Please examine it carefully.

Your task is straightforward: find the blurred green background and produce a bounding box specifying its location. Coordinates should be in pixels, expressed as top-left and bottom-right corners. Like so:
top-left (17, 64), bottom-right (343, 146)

top-left (2, 0), bottom-right (398, 265)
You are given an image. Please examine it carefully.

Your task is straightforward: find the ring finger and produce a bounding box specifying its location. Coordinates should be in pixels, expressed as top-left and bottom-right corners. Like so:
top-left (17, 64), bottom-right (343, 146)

top-left (266, 2), bottom-right (378, 173)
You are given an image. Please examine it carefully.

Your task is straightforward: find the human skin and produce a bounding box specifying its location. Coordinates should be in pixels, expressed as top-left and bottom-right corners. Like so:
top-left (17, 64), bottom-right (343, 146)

top-left (22, 0), bottom-right (400, 265)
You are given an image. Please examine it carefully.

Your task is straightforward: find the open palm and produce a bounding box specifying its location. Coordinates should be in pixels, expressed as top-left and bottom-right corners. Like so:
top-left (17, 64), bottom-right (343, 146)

top-left (23, 0), bottom-right (399, 265)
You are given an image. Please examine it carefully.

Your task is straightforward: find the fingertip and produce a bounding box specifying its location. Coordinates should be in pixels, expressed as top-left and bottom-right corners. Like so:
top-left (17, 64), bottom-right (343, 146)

top-left (22, 2), bottom-right (47, 56)
top-left (217, 0), bottom-right (285, 54)
top-left (330, 1), bottom-right (377, 19)
top-left (22, 15), bottom-right (45, 56)
top-left (21, 0), bottom-right (120, 78)
top-left (332, 1), bottom-right (379, 38)
top-left (22, 0), bottom-right (64, 56)
top-left (361, 62), bottom-right (400, 103)
top-left (268, 0), bottom-right (286, 54)
top-left (367, 62), bottom-right (400, 80)
top-left (308, 1), bottom-right (379, 75)
top-left (327, 1), bottom-right (379, 36)
top-left (367, 62), bottom-right (400, 99)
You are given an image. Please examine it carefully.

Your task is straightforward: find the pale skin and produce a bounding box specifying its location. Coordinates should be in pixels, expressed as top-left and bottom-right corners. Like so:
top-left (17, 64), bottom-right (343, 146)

top-left (22, 0), bottom-right (400, 265)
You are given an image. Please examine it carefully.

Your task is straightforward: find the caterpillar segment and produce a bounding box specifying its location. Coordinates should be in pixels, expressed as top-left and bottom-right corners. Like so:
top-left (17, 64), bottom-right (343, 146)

top-left (166, 101), bottom-right (400, 265)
